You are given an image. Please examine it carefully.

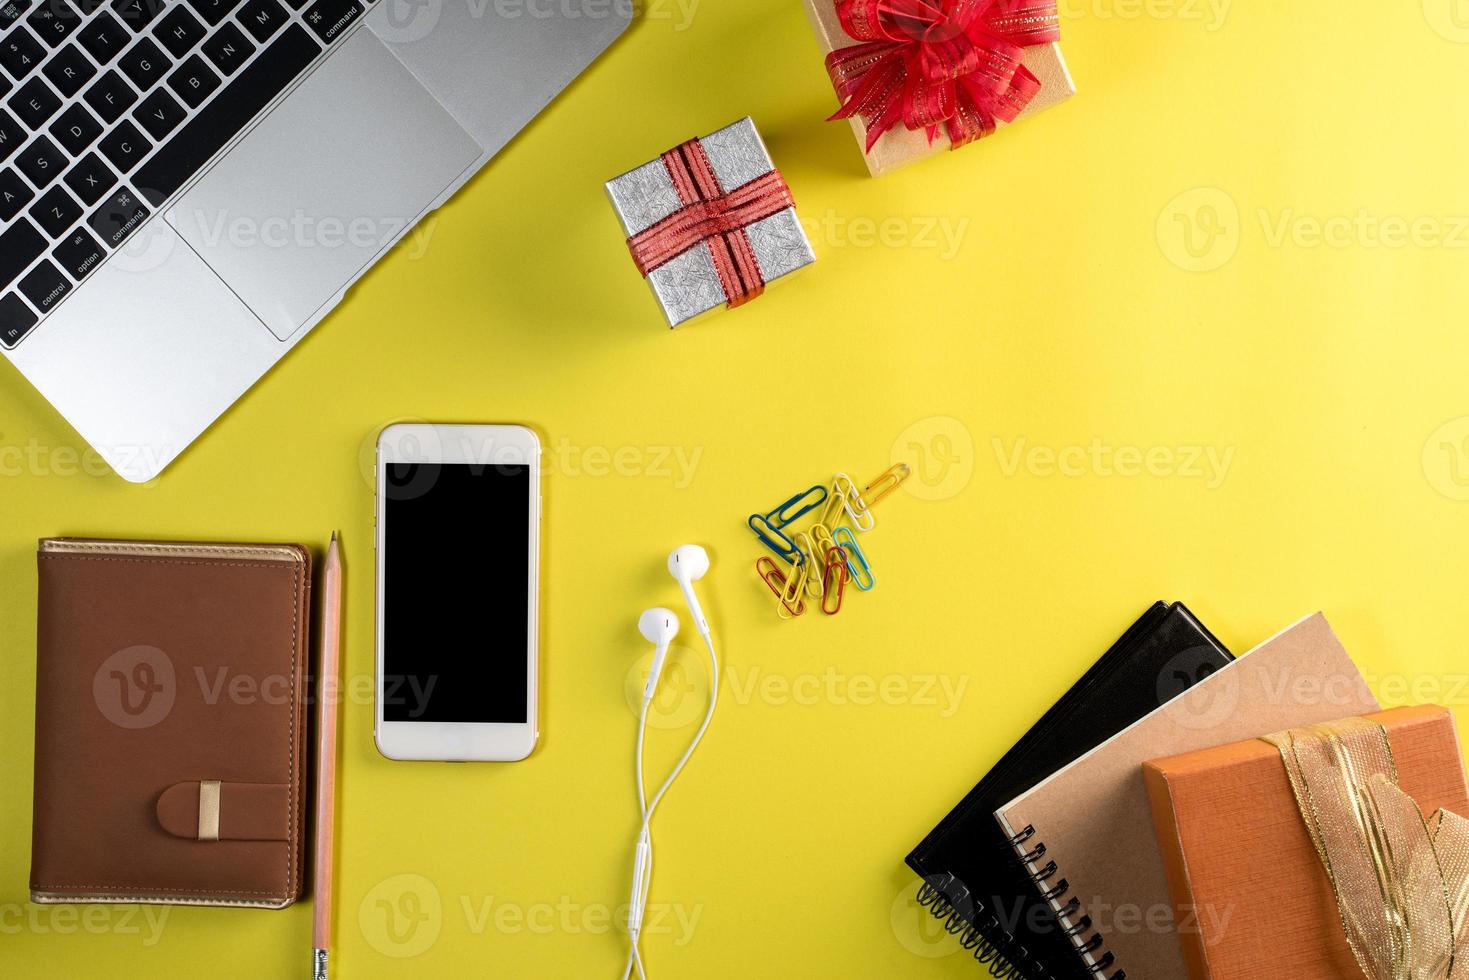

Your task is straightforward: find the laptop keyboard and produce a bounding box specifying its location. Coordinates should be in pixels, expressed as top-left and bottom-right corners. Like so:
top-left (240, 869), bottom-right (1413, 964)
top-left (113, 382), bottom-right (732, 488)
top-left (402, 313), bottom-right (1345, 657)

top-left (0, 0), bottom-right (366, 349)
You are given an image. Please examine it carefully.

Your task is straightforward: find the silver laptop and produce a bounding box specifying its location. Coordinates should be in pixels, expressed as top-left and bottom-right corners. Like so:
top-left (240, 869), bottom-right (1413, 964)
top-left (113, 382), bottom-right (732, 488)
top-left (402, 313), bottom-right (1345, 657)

top-left (0, 0), bottom-right (628, 481)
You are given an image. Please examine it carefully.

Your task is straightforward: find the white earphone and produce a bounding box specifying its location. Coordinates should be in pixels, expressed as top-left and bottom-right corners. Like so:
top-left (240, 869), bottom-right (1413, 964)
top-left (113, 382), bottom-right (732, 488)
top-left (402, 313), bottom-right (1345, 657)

top-left (622, 545), bottom-right (720, 980)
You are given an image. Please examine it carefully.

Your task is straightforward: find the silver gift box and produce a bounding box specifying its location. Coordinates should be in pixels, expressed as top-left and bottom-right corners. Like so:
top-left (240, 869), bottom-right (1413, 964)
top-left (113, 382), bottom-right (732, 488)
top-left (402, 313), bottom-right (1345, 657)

top-left (606, 117), bottom-right (816, 327)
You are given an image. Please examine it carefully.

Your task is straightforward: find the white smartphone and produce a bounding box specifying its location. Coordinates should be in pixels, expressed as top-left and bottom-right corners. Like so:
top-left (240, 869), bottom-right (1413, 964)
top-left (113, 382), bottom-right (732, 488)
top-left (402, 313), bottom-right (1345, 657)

top-left (374, 423), bottom-right (541, 761)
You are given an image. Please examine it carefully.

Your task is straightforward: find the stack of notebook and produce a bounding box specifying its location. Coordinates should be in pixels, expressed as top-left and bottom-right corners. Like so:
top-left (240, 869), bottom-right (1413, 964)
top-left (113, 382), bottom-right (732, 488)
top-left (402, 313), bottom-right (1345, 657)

top-left (905, 607), bottom-right (1374, 980)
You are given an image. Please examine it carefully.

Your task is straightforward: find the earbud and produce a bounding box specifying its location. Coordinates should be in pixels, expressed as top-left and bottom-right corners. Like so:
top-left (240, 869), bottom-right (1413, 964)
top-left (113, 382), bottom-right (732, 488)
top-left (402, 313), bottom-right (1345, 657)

top-left (667, 545), bottom-right (711, 638)
top-left (638, 607), bottom-right (680, 701)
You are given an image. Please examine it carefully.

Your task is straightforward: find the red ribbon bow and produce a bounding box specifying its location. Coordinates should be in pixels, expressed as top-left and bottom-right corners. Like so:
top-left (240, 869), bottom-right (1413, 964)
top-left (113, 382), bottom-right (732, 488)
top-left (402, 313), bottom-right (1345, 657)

top-left (626, 139), bottom-right (794, 310)
top-left (825, 0), bottom-right (1060, 152)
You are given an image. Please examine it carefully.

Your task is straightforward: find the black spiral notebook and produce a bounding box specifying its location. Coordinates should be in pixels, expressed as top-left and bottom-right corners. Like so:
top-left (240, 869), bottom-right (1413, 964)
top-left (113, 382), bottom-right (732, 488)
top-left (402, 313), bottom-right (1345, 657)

top-left (904, 602), bottom-right (1233, 980)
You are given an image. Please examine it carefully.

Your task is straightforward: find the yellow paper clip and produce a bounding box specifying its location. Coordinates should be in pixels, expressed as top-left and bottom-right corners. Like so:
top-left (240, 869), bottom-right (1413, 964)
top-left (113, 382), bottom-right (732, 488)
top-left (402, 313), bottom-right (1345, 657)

top-left (861, 463), bottom-right (911, 509)
top-left (810, 521), bottom-right (839, 562)
top-left (790, 531), bottom-right (825, 599)
top-left (816, 482), bottom-right (848, 529)
top-left (821, 546), bottom-right (848, 616)
top-left (833, 472), bottom-right (875, 532)
top-left (833, 526), bottom-right (874, 591)
top-left (778, 554), bottom-right (808, 614)
top-left (757, 556), bottom-right (805, 619)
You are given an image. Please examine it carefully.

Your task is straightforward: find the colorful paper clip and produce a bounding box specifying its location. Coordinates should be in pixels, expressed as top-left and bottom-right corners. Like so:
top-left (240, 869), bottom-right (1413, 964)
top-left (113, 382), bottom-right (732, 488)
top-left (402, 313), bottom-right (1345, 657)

top-left (833, 526), bottom-right (874, 591)
top-left (791, 531), bottom-right (825, 599)
top-left (821, 546), bottom-right (848, 615)
top-left (756, 556), bottom-right (805, 618)
top-left (810, 522), bottom-right (839, 562)
top-left (833, 472), bottom-right (875, 532)
top-left (748, 513), bottom-right (801, 564)
top-left (778, 554), bottom-right (809, 615)
top-left (860, 463), bottom-right (911, 509)
top-left (766, 484), bottom-right (828, 529)
top-left (816, 482), bottom-right (848, 529)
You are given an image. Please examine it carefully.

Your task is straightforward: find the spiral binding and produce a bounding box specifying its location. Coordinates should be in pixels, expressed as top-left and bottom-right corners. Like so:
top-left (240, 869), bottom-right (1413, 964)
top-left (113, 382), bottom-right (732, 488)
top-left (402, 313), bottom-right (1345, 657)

top-left (1005, 824), bottom-right (1126, 980)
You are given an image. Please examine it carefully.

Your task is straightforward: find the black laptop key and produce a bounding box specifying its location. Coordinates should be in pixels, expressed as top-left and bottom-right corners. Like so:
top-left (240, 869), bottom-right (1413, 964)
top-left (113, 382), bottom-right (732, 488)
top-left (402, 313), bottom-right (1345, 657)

top-left (133, 87), bottom-right (182, 138)
top-left (9, 76), bottom-right (61, 128)
top-left (29, 184), bottom-right (81, 236)
top-left (117, 36), bottom-right (166, 89)
top-left (238, 0), bottom-right (286, 41)
top-left (87, 185), bottom-right (145, 247)
top-left (0, 107), bottom-right (25, 160)
top-left (82, 69), bottom-right (136, 123)
top-left (52, 225), bottom-right (103, 278)
top-left (110, 0), bottom-right (163, 30)
top-left (63, 150), bottom-right (115, 203)
top-left (0, 217), bottom-right (46, 286)
top-left (200, 21), bottom-right (252, 74)
top-left (0, 291), bottom-right (37, 347)
top-left (186, 0), bottom-right (242, 25)
top-left (18, 257), bottom-right (69, 312)
top-left (0, 0), bottom-right (33, 28)
top-left (153, 4), bottom-right (205, 57)
top-left (78, 10), bottom-right (128, 61)
top-left (166, 54), bottom-right (218, 108)
top-left (135, 25), bottom-right (318, 206)
top-left (302, 0), bottom-right (360, 43)
top-left (0, 29), bottom-right (45, 80)
top-left (0, 165), bottom-right (31, 218)
top-left (50, 102), bottom-right (101, 154)
top-left (15, 134), bottom-right (64, 186)
top-left (41, 43), bottom-right (95, 96)
top-left (26, 0), bottom-right (81, 48)
top-left (97, 117), bottom-right (148, 170)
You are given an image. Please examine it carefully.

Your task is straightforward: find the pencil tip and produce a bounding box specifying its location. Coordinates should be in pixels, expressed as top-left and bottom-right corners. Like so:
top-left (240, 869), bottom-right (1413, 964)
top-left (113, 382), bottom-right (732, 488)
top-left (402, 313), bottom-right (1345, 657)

top-left (330, 531), bottom-right (338, 543)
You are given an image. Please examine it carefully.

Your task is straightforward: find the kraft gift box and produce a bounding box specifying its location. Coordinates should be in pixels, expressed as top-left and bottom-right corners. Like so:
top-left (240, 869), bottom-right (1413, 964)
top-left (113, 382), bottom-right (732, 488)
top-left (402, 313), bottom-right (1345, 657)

top-left (802, 0), bottom-right (1077, 177)
top-left (1143, 704), bottom-right (1469, 980)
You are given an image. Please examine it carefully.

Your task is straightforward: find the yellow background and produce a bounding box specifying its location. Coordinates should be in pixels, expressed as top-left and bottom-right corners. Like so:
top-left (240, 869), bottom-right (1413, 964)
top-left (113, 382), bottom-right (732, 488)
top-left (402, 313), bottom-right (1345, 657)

top-left (5, 0), bottom-right (1469, 975)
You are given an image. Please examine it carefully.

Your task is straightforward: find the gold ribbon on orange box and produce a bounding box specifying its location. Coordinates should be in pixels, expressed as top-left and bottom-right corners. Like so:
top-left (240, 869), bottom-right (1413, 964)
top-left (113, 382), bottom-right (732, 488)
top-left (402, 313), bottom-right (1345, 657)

top-left (1263, 717), bottom-right (1469, 980)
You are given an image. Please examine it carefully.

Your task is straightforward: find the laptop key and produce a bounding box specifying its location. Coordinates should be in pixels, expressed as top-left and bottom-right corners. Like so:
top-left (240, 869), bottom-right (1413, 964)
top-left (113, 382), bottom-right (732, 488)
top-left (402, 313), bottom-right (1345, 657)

top-left (0, 165), bottom-right (32, 219)
top-left (86, 184), bottom-right (146, 248)
top-left (83, 69), bottom-right (137, 123)
top-left (134, 25), bottom-right (318, 206)
top-left (29, 184), bottom-right (82, 237)
top-left (63, 150), bottom-right (115, 203)
top-left (110, 0), bottom-right (164, 31)
top-left (238, 0), bottom-right (287, 41)
top-left (52, 225), bottom-right (103, 278)
top-left (42, 43), bottom-right (96, 96)
top-left (0, 291), bottom-right (37, 347)
top-left (78, 10), bottom-right (128, 62)
top-left (27, 0), bottom-right (82, 48)
top-left (51, 102), bottom-right (102, 154)
top-left (0, 29), bottom-right (46, 80)
top-left (97, 117), bottom-right (149, 171)
top-left (134, 86), bottom-right (183, 138)
top-left (118, 36), bottom-right (167, 89)
top-left (200, 21), bottom-right (253, 75)
top-left (0, 217), bottom-right (46, 287)
top-left (153, 4), bottom-right (205, 57)
top-left (166, 54), bottom-right (219, 108)
top-left (302, 0), bottom-right (360, 44)
top-left (0, 107), bottom-right (25, 161)
top-left (0, 0), bottom-right (33, 28)
top-left (18, 257), bottom-right (70, 313)
top-left (10, 76), bottom-right (61, 129)
top-left (16, 135), bottom-right (65, 186)
top-left (186, 0), bottom-right (242, 25)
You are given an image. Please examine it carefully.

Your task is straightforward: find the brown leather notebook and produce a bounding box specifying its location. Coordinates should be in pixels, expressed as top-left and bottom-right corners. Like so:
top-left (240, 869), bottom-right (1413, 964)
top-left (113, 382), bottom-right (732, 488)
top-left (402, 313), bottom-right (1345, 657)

top-left (30, 538), bottom-right (312, 908)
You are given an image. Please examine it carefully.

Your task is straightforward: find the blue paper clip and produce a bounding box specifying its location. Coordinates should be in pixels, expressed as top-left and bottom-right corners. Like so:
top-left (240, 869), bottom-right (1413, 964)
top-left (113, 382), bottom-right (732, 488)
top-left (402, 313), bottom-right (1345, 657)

top-left (766, 484), bottom-right (828, 529)
top-left (748, 513), bottom-right (800, 564)
top-left (833, 526), bottom-right (874, 591)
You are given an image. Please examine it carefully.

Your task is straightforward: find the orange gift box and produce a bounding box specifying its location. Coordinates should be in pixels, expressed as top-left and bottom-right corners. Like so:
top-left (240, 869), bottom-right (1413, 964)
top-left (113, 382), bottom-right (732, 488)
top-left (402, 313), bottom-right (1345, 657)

top-left (1143, 705), bottom-right (1469, 980)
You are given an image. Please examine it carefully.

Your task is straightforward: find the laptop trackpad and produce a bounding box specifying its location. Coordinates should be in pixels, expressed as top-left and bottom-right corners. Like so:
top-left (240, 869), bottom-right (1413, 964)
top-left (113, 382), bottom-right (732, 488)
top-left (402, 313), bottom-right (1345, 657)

top-left (167, 30), bottom-right (480, 340)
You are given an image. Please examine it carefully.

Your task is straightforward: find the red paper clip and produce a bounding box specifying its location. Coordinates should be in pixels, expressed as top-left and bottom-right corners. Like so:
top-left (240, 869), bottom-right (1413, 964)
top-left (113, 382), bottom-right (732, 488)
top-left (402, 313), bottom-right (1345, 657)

top-left (756, 556), bottom-right (805, 619)
top-left (821, 547), bottom-right (848, 616)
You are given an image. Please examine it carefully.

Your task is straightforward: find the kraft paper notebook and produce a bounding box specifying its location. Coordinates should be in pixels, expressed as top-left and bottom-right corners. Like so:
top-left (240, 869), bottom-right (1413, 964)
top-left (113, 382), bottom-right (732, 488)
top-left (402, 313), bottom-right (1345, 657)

top-left (994, 613), bottom-right (1378, 980)
top-left (30, 538), bottom-right (312, 908)
top-left (905, 601), bottom-right (1234, 979)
